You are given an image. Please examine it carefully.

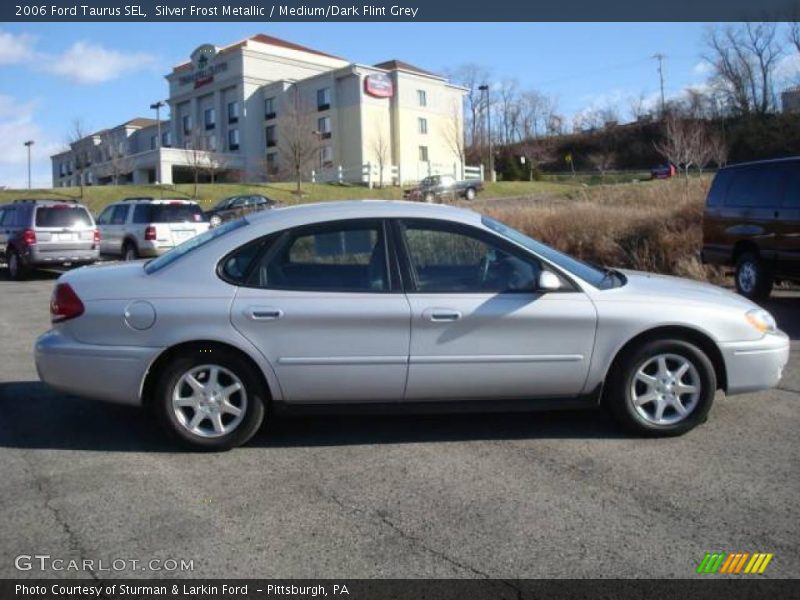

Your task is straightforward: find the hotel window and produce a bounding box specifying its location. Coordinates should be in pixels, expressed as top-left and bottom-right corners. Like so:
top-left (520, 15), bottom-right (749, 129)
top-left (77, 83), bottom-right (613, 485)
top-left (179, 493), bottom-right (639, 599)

top-left (204, 108), bottom-right (216, 130)
top-left (228, 101), bottom-right (239, 124)
top-left (182, 114), bottom-right (192, 134)
top-left (317, 116), bottom-right (331, 139)
top-left (265, 97), bottom-right (276, 119)
top-left (150, 135), bottom-right (157, 150)
top-left (419, 145), bottom-right (429, 162)
top-left (207, 134), bottom-right (217, 152)
top-left (266, 152), bottom-right (278, 175)
top-left (417, 89), bottom-right (427, 107)
top-left (228, 128), bottom-right (240, 151)
top-left (317, 87), bottom-right (331, 111)
top-left (321, 145), bottom-right (334, 167)
top-left (418, 117), bottom-right (428, 134)
top-left (161, 131), bottom-right (171, 148)
top-left (265, 125), bottom-right (276, 148)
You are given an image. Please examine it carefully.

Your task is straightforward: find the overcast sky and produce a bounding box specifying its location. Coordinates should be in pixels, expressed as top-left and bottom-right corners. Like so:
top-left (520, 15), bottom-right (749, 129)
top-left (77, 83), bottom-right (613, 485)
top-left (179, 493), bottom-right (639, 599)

top-left (1, 22), bottom-right (797, 188)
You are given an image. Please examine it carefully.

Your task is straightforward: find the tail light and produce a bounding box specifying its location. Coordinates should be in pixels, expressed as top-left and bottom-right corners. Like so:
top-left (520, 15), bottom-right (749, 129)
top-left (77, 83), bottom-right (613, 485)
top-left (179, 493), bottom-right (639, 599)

top-left (93, 229), bottom-right (101, 243)
top-left (22, 228), bottom-right (36, 245)
top-left (50, 283), bottom-right (84, 323)
top-left (144, 225), bottom-right (157, 241)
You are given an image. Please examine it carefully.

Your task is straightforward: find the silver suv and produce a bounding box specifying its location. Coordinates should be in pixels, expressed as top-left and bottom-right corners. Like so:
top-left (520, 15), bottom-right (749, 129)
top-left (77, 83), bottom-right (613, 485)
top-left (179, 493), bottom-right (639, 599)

top-left (96, 197), bottom-right (209, 260)
top-left (0, 199), bottom-right (99, 280)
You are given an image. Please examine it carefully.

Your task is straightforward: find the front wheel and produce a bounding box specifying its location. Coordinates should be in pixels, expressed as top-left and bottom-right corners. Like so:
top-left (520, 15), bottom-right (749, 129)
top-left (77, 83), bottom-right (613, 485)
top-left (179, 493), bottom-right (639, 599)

top-left (735, 252), bottom-right (773, 300)
top-left (209, 214), bottom-right (222, 228)
top-left (606, 339), bottom-right (716, 437)
top-left (123, 243), bottom-right (138, 262)
top-left (464, 187), bottom-right (476, 201)
top-left (153, 347), bottom-right (266, 451)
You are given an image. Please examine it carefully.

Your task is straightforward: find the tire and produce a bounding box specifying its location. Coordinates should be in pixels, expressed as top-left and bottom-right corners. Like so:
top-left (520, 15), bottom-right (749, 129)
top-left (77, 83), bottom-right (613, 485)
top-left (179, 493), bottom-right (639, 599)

top-left (209, 215), bottom-right (222, 228)
top-left (606, 339), bottom-right (716, 437)
top-left (464, 187), bottom-right (476, 201)
top-left (7, 248), bottom-right (28, 281)
top-left (123, 242), bottom-right (138, 262)
top-left (735, 252), bottom-right (773, 300)
top-left (153, 347), bottom-right (267, 451)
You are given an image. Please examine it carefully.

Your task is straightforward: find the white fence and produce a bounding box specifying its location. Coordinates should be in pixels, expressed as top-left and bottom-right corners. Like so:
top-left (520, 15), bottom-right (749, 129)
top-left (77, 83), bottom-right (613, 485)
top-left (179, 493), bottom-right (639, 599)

top-left (311, 162), bottom-right (484, 187)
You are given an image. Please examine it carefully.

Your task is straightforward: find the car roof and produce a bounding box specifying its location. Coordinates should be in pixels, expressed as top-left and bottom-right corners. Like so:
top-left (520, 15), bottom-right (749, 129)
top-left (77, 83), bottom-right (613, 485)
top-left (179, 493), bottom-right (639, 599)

top-left (245, 199), bottom-right (483, 229)
top-left (115, 197), bottom-right (198, 204)
top-left (721, 156), bottom-right (800, 170)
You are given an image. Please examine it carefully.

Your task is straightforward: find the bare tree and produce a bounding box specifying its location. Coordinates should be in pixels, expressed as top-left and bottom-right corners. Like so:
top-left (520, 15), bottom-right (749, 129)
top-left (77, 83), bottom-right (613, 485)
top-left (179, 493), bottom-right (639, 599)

top-left (654, 114), bottom-right (699, 178)
top-left (442, 99), bottom-right (466, 173)
top-left (98, 130), bottom-right (132, 185)
top-left (497, 78), bottom-right (521, 144)
top-left (183, 135), bottom-right (209, 198)
top-left (278, 86), bottom-right (318, 195)
top-left (628, 92), bottom-right (650, 122)
top-left (708, 127), bottom-right (729, 168)
top-left (66, 118), bottom-right (88, 198)
top-left (791, 19), bottom-right (800, 54)
top-left (371, 126), bottom-right (391, 188)
top-left (446, 63), bottom-right (492, 152)
top-left (518, 137), bottom-right (555, 181)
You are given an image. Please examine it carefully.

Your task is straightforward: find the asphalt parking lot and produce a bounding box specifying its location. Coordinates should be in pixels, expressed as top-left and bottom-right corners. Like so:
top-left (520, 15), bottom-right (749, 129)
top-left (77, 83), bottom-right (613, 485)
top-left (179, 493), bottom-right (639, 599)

top-left (0, 270), bottom-right (798, 579)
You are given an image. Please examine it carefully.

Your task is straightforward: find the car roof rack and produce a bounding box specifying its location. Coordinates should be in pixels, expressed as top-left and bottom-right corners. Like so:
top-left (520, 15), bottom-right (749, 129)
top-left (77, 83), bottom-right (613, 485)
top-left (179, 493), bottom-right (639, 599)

top-left (12, 198), bottom-right (79, 204)
top-left (121, 197), bottom-right (156, 202)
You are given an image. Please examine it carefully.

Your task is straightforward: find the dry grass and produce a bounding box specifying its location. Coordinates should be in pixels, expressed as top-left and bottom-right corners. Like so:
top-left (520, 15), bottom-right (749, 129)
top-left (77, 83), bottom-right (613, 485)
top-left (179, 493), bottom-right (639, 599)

top-left (467, 177), bottom-right (725, 283)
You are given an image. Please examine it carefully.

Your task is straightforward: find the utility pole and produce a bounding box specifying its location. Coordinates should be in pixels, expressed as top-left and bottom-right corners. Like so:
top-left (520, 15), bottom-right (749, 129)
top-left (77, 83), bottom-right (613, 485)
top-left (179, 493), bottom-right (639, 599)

top-left (150, 101), bottom-right (165, 185)
top-left (24, 140), bottom-right (34, 190)
top-left (652, 53), bottom-right (666, 117)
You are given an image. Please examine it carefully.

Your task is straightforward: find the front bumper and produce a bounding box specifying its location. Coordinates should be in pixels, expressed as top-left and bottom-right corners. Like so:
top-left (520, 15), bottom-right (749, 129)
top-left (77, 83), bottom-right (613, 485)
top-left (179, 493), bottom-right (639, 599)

top-left (719, 331), bottom-right (790, 395)
top-left (35, 329), bottom-right (162, 406)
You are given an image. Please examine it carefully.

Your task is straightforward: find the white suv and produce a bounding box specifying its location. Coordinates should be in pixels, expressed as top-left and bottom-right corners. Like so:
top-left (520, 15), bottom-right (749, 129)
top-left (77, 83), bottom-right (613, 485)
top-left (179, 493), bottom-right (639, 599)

top-left (96, 198), bottom-right (209, 260)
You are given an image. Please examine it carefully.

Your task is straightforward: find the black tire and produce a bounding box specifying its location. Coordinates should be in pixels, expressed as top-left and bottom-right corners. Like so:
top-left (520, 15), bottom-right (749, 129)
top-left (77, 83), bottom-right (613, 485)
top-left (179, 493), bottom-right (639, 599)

top-left (464, 187), bottom-right (477, 201)
top-left (123, 242), bottom-right (138, 262)
top-left (606, 339), bottom-right (716, 437)
top-left (7, 248), bottom-right (28, 281)
top-left (152, 347), bottom-right (267, 451)
top-left (735, 252), bottom-right (773, 300)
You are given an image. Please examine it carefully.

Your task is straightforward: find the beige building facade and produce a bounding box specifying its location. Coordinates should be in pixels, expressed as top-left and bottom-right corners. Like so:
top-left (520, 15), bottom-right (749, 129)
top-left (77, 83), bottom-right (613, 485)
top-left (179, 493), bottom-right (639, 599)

top-left (51, 34), bottom-right (468, 187)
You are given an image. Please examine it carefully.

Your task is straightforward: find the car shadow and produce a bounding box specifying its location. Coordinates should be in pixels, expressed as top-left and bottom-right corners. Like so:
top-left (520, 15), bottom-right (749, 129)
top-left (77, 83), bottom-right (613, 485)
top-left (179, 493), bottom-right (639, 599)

top-left (0, 381), bottom-right (626, 452)
top-left (0, 266), bottom-right (62, 282)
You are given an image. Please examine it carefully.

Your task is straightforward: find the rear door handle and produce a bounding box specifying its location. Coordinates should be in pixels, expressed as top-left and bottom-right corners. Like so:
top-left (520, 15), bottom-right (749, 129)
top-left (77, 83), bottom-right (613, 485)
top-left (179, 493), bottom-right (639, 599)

top-left (423, 308), bottom-right (462, 322)
top-left (247, 307), bottom-right (283, 321)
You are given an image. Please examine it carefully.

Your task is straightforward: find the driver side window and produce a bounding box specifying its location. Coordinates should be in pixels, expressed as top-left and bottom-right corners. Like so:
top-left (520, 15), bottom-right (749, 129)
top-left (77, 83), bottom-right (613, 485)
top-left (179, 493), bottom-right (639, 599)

top-left (399, 221), bottom-right (542, 293)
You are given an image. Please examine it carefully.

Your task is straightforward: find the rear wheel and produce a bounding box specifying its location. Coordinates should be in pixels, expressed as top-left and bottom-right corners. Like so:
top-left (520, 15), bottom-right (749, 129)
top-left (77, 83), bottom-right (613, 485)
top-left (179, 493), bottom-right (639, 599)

top-left (7, 248), bottom-right (28, 281)
top-left (606, 339), bottom-right (716, 437)
top-left (123, 242), bottom-right (138, 262)
top-left (153, 347), bottom-right (266, 451)
top-left (209, 214), bottom-right (222, 228)
top-left (465, 187), bottom-right (477, 201)
top-left (735, 252), bottom-right (773, 300)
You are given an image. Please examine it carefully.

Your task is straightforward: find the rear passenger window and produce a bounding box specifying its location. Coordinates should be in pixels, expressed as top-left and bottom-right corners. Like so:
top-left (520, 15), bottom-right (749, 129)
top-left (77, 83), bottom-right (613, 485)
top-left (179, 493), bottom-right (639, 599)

top-left (781, 163), bottom-right (800, 207)
top-left (110, 205), bottom-right (129, 225)
top-left (248, 221), bottom-right (387, 292)
top-left (220, 238), bottom-right (272, 284)
top-left (726, 166), bottom-right (784, 208)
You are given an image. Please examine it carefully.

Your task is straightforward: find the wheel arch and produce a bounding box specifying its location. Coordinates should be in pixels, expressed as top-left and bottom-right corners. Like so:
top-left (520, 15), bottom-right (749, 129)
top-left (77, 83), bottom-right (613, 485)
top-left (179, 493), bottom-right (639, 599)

top-left (140, 340), bottom-right (275, 409)
top-left (605, 325), bottom-right (727, 393)
top-left (733, 240), bottom-right (760, 262)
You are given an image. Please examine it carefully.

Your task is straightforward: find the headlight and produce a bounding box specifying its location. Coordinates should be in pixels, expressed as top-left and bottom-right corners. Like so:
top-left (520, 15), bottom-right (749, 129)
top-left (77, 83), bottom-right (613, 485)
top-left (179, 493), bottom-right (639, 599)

top-left (745, 309), bottom-right (777, 334)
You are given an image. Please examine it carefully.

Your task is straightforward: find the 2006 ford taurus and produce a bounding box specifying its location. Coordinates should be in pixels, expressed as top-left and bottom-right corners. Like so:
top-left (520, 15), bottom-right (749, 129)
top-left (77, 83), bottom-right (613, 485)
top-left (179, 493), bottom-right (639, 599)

top-left (36, 201), bottom-right (789, 450)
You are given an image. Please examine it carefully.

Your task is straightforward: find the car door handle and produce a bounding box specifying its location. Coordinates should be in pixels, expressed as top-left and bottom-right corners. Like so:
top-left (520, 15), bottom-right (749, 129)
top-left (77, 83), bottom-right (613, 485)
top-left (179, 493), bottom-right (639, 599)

top-left (247, 307), bottom-right (283, 321)
top-left (424, 308), bottom-right (462, 322)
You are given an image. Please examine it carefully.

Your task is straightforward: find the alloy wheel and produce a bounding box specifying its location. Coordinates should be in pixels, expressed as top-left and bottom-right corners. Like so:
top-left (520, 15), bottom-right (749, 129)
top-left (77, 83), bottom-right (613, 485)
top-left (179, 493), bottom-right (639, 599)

top-left (737, 261), bottom-right (757, 294)
top-left (630, 353), bottom-right (701, 426)
top-left (171, 364), bottom-right (248, 438)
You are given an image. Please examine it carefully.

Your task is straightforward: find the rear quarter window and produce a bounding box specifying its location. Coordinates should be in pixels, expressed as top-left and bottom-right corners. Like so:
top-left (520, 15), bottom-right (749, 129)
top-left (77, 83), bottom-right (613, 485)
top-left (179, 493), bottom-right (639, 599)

top-left (35, 206), bottom-right (93, 228)
top-left (706, 170), bottom-right (732, 208)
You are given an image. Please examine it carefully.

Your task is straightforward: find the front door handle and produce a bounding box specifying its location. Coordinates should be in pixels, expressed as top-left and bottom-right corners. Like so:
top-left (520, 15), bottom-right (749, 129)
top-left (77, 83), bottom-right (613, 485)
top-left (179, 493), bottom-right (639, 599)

top-left (247, 307), bottom-right (283, 321)
top-left (424, 308), bottom-right (462, 322)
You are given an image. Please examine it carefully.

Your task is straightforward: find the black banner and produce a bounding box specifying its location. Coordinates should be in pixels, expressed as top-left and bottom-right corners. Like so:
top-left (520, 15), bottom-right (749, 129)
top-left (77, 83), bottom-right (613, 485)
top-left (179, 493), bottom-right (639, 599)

top-left (3, 579), bottom-right (800, 600)
top-left (3, 0), bottom-right (800, 22)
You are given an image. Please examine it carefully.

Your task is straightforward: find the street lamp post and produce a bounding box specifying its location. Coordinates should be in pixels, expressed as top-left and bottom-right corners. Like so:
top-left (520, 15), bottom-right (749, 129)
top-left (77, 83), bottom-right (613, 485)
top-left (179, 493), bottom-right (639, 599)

top-left (24, 140), bottom-right (34, 190)
top-left (150, 101), bottom-right (165, 185)
top-left (478, 84), bottom-right (494, 182)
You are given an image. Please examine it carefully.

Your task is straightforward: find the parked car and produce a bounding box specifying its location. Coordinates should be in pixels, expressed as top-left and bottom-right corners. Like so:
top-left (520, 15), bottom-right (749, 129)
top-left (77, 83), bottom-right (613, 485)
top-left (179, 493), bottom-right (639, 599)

top-left (205, 194), bottom-right (276, 228)
top-left (0, 199), bottom-right (99, 280)
top-left (650, 163), bottom-right (676, 179)
top-left (36, 201), bottom-right (788, 450)
top-left (404, 175), bottom-right (483, 202)
top-left (702, 157), bottom-right (800, 299)
top-left (96, 197), bottom-right (209, 261)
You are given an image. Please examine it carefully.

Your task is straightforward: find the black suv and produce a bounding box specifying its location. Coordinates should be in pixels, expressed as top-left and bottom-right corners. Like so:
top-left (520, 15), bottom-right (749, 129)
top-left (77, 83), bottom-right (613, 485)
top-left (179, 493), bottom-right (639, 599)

top-left (702, 157), bottom-right (800, 299)
top-left (205, 194), bottom-right (275, 227)
top-left (0, 199), bottom-right (99, 280)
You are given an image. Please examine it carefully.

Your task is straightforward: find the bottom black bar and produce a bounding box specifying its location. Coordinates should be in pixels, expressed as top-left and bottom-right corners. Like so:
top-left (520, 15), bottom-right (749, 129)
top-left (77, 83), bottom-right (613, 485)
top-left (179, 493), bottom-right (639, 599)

top-left (2, 579), bottom-right (799, 600)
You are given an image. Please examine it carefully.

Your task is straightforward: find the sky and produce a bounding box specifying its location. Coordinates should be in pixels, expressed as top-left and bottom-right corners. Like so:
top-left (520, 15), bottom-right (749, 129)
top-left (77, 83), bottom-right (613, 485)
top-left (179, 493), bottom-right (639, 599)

top-left (0, 21), bottom-right (796, 188)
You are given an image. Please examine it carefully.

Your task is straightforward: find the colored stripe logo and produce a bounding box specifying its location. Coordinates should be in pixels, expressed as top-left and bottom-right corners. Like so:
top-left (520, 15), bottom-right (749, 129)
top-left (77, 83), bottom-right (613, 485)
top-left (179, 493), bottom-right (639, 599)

top-left (697, 552), bottom-right (773, 574)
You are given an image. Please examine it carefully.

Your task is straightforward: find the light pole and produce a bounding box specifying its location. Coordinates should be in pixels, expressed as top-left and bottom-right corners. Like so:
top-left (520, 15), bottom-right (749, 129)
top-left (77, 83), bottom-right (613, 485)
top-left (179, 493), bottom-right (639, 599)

top-left (478, 84), bottom-right (494, 182)
top-left (24, 140), bottom-right (34, 190)
top-left (150, 101), bottom-right (165, 185)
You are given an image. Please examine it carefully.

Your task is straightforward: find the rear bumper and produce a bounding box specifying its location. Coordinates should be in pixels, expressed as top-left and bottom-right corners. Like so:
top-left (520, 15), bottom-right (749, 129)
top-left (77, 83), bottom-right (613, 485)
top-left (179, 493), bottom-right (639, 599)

top-left (719, 331), bottom-right (790, 395)
top-left (136, 240), bottom-right (173, 257)
top-left (26, 246), bottom-right (99, 266)
top-left (35, 329), bottom-right (162, 406)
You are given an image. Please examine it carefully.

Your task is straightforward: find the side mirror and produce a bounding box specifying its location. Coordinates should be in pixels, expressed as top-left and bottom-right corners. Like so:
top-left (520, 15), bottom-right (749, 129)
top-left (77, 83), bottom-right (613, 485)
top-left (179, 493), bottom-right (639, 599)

top-left (538, 270), bottom-right (561, 292)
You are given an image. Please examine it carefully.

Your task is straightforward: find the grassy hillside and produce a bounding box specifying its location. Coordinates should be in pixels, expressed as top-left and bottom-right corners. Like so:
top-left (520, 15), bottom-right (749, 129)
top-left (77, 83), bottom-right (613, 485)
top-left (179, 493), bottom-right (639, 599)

top-left (0, 180), bottom-right (574, 214)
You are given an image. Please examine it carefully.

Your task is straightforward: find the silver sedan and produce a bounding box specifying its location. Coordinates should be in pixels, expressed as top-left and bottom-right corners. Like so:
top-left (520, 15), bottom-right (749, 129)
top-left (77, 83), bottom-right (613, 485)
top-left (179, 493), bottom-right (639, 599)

top-left (35, 201), bottom-right (790, 450)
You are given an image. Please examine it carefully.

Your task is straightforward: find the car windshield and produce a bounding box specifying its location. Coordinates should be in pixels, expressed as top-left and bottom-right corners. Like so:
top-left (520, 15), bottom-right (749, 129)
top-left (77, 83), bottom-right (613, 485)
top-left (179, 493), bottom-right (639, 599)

top-left (35, 205), bottom-right (93, 228)
top-left (481, 215), bottom-right (618, 289)
top-left (213, 197), bottom-right (233, 210)
top-left (144, 219), bottom-right (248, 274)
